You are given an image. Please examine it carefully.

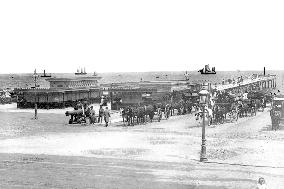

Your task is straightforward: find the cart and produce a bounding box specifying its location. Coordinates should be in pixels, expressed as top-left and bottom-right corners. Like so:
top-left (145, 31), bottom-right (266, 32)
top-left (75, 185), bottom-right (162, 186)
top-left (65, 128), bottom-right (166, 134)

top-left (272, 96), bottom-right (284, 122)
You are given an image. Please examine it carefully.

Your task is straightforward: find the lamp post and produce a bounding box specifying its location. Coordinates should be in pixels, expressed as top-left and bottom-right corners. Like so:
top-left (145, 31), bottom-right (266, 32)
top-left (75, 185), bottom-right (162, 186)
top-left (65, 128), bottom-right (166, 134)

top-left (199, 86), bottom-right (209, 162)
top-left (32, 69), bottom-right (39, 119)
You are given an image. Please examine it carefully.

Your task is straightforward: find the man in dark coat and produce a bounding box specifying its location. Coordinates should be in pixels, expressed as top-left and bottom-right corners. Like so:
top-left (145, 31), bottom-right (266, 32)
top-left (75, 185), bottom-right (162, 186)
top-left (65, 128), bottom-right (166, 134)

top-left (89, 106), bottom-right (96, 124)
top-left (104, 107), bottom-right (111, 127)
top-left (98, 106), bottom-right (104, 123)
top-left (270, 106), bottom-right (281, 130)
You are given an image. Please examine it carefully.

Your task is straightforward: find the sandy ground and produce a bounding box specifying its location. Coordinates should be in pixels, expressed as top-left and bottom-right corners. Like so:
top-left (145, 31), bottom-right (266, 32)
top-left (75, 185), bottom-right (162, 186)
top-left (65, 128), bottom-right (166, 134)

top-left (0, 107), bottom-right (284, 188)
top-left (0, 103), bottom-right (123, 123)
top-left (0, 103), bottom-right (111, 114)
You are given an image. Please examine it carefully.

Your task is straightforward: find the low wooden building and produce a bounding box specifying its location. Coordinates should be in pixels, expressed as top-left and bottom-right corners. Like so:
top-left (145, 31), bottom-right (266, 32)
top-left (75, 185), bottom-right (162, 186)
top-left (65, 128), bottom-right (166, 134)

top-left (15, 76), bottom-right (101, 109)
top-left (101, 80), bottom-right (201, 110)
top-left (108, 87), bottom-right (158, 110)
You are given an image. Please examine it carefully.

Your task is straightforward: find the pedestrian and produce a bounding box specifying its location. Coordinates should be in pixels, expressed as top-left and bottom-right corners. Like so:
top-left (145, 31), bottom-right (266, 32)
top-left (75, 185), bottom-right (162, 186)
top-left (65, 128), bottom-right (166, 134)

top-left (157, 107), bottom-right (162, 119)
top-left (74, 100), bottom-right (82, 110)
top-left (206, 105), bottom-right (213, 126)
top-left (98, 106), bottom-right (104, 123)
top-left (104, 107), bottom-right (111, 127)
top-left (256, 177), bottom-right (267, 189)
top-left (121, 107), bottom-right (126, 122)
top-left (270, 105), bottom-right (280, 130)
top-left (89, 106), bottom-right (96, 124)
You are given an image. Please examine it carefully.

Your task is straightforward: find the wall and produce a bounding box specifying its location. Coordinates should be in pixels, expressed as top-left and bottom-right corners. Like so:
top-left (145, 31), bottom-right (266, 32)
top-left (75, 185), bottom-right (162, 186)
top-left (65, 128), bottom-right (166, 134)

top-left (121, 92), bottom-right (143, 104)
top-left (49, 80), bottom-right (99, 89)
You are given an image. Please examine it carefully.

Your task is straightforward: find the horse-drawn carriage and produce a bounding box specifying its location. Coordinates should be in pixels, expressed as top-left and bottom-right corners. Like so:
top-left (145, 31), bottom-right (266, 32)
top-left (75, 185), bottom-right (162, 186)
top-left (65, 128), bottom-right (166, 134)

top-left (269, 96), bottom-right (284, 130)
top-left (122, 104), bottom-right (160, 126)
top-left (211, 91), bottom-right (238, 124)
top-left (212, 102), bottom-right (238, 124)
top-left (247, 91), bottom-right (266, 112)
top-left (272, 96), bottom-right (284, 118)
top-left (122, 100), bottom-right (193, 126)
top-left (238, 99), bottom-right (257, 117)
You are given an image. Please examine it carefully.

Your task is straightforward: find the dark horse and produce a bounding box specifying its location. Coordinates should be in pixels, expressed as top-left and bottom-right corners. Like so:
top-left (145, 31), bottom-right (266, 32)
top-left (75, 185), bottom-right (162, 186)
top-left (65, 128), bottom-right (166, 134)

top-left (125, 106), bottom-right (134, 126)
top-left (213, 105), bottom-right (225, 124)
top-left (145, 105), bottom-right (155, 122)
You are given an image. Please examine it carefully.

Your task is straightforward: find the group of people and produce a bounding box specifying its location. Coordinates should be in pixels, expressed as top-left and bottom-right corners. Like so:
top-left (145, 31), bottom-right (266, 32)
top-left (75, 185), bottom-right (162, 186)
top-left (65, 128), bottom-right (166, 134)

top-left (69, 89), bottom-right (279, 130)
top-left (72, 101), bottom-right (111, 127)
top-left (194, 89), bottom-right (269, 125)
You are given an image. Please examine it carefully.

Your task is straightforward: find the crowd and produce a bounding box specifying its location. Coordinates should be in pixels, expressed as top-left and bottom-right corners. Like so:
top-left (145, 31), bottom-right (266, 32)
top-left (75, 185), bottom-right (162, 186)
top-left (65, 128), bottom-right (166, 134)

top-left (65, 88), bottom-right (278, 130)
top-left (65, 101), bottom-right (111, 127)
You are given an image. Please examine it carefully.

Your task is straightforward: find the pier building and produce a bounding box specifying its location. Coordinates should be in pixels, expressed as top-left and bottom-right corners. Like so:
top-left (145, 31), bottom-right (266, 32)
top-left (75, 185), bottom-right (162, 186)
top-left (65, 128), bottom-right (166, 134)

top-left (215, 74), bottom-right (276, 92)
top-left (15, 75), bottom-right (102, 109)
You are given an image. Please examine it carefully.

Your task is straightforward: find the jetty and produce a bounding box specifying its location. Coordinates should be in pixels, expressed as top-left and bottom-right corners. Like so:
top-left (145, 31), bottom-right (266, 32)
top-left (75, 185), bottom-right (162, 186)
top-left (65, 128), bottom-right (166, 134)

top-left (215, 74), bottom-right (276, 92)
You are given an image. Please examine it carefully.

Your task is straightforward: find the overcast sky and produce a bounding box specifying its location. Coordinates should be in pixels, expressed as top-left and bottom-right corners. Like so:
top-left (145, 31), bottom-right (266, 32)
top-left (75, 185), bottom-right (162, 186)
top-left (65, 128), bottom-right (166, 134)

top-left (0, 0), bottom-right (283, 73)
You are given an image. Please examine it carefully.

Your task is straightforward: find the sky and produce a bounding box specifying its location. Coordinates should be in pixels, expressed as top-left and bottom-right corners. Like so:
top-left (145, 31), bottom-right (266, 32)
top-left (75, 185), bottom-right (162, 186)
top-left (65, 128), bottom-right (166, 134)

top-left (0, 0), bottom-right (284, 73)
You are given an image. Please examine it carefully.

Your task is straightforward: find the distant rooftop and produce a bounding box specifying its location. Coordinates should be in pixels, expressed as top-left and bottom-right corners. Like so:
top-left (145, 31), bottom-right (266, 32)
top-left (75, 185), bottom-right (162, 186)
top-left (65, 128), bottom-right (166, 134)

top-left (46, 76), bottom-right (102, 82)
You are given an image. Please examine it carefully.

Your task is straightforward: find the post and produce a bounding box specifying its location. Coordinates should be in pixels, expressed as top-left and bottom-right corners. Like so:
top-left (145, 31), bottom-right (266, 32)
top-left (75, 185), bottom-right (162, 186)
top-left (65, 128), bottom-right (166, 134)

top-left (33, 69), bottom-right (39, 119)
top-left (199, 87), bottom-right (209, 162)
top-left (264, 67), bottom-right (265, 76)
top-left (34, 103), bottom-right (38, 119)
top-left (200, 104), bottom-right (207, 162)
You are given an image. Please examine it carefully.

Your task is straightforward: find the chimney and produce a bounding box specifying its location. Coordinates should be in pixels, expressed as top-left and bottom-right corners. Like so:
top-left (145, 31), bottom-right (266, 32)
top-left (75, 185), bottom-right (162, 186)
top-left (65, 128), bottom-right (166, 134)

top-left (264, 67), bottom-right (266, 76)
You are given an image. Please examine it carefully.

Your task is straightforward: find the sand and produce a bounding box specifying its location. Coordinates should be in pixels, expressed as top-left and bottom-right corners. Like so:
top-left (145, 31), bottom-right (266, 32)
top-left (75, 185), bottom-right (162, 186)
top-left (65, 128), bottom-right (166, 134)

top-left (0, 107), bottom-right (283, 188)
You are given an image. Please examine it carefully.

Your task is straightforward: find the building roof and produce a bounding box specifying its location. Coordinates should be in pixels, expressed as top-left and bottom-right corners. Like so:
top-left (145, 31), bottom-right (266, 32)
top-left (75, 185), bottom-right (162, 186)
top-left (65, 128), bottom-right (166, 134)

top-left (45, 76), bottom-right (101, 82)
top-left (14, 87), bottom-right (98, 93)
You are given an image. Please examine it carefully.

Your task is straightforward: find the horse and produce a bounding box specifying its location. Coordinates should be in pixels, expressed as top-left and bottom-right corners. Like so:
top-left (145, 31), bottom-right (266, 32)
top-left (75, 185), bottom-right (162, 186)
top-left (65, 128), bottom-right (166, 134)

top-left (136, 106), bottom-right (146, 124)
top-left (240, 103), bottom-right (249, 117)
top-left (227, 104), bottom-right (239, 122)
top-left (213, 105), bottom-right (225, 124)
top-left (255, 99), bottom-right (264, 112)
top-left (125, 106), bottom-right (134, 126)
top-left (164, 104), bottom-right (170, 119)
top-left (248, 101), bottom-right (257, 116)
top-left (145, 105), bottom-right (155, 122)
top-left (156, 107), bottom-right (162, 122)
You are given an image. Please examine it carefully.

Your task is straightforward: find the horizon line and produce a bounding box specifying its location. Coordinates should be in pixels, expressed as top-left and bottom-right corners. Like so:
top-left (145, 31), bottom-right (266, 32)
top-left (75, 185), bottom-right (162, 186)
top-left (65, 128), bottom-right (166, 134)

top-left (0, 69), bottom-right (279, 74)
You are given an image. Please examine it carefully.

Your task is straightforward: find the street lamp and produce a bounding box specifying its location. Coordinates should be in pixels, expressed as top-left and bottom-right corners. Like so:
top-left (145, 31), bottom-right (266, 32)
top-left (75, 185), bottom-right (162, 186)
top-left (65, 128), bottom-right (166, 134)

top-left (199, 87), bottom-right (209, 162)
top-left (32, 69), bottom-right (39, 119)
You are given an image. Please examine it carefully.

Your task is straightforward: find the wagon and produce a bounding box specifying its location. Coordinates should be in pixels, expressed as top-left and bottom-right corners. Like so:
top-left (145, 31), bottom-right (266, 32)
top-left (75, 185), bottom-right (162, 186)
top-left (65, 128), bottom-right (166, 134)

top-left (65, 109), bottom-right (89, 125)
top-left (272, 96), bottom-right (284, 122)
top-left (153, 110), bottom-right (163, 122)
